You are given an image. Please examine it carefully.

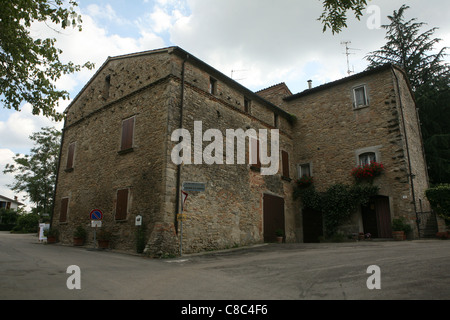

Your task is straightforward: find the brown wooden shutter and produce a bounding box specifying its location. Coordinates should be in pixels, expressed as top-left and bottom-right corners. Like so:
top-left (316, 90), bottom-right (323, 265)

top-left (282, 150), bottom-right (290, 178)
top-left (250, 138), bottom-right (261, 168)
top-left (60, 198), bottom-right (69, 222)
top-left (66, 142), bottom-right (75, 170)
top-left (115, 189), bottom-right (128, 220)
top-left (121, 117), bottom-right (135, 151)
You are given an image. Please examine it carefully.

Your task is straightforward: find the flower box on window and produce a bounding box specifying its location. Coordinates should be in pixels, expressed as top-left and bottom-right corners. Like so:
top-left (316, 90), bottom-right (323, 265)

top-left (351, 161), bottom-right (385, 183)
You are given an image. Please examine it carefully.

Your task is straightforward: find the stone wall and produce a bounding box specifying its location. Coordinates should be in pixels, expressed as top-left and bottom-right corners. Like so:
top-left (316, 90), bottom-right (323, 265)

top-left (163, 55), bottom-right (296, 254)
top-left (53, 52), bottom-right (174, 252)
top-left (284, 66), bottom-right (429, 238)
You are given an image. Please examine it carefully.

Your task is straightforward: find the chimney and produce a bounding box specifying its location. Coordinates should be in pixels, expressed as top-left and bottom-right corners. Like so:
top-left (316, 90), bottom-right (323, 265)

top-left (307, 80), bottom-right (313, 89)
top-left (14, 196), bottom-right (18, 201)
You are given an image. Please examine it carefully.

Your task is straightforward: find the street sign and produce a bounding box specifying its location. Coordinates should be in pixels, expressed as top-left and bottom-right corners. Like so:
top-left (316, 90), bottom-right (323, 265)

top-left (182, 182), bottom-right (206, 192)
top-left (135, 215), bottom-right (142, 226)
top-left (90, 209), bottom-right (103, 220)
top-left (91, 220), bottom-right (102, 228)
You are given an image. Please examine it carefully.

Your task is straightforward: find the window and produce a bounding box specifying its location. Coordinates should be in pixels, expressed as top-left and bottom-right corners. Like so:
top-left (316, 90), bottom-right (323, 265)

top-left (353, 85), bottom-right (369, 108)
top-left (104, 75), bottom-right (111, 99)
top-left (120, 116), bottom-right (135, 152)
top-left (359, 152), bottom-right (376, 166)
top-left (244, 97), bottom-right (251, 113)
top-left (298, 163), bottom-right (312, 178)
top-left (281, 150), bottom-right (290, 178)
top-left (274, 113), bottom-right (279, 128)
top-left (209, 77), bottom-right (217, 95)
top-left (66, 142), bottom-right (76, 171)
top-left (250, 138), bottom-right (261, 169)
top-left (60, 198), bottom-right (69, 223)
top-left (115, 188), bottom-right (129, 221)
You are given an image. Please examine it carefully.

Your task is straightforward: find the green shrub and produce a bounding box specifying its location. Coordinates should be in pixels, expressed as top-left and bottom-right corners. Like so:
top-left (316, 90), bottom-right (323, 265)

top-left (426, 184), bottom-right (450, 224)
top-left (12, 213), bottom-right (40, 233)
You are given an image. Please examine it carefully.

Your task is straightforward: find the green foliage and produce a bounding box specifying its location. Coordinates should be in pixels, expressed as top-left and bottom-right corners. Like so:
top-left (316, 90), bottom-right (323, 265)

top-left (0, 0), bottom-right (94, 120)
top-left (365, 4), bottom-right (450, 184)
top-left (3, 127), bottom-right (61, 215)
top-left (295, 183), bottom-right (379, 236)
top-left (318, 0), bottom-right (368, 34)
top-left (426, 184), bottom-right (450, 223)
top-left (392, 217), bottom-right (413, 233)
top-left (0, 208), bottom-right (19, 225)
top-left (12, 213), bottom-right (40, 233)
top-left (73, 225), bottom-right (87, 239)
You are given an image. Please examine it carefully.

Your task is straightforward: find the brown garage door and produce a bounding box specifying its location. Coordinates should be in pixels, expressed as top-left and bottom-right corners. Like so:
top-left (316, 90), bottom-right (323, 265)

top-left (263, 194), bottom-right (285, 242)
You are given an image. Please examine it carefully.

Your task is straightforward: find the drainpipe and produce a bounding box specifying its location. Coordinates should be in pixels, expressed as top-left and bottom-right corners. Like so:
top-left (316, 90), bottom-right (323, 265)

top-left (391, 66), bottom-right (420, 237)
top-left (175, 54), bottom-right (189, 233)
top-left (50, 118), bottom-right (66, 229)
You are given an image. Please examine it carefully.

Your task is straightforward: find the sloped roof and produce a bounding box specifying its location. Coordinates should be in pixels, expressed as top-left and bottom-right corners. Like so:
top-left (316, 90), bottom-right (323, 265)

top-left (284, 64), bottom-right (398, 101)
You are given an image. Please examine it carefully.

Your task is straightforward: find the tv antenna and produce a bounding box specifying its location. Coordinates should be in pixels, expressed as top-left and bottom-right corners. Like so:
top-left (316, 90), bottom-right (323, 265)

top-left (341, 41), bottom-right (361, 76)
top-left (231, 69), bottom-right (248, 81)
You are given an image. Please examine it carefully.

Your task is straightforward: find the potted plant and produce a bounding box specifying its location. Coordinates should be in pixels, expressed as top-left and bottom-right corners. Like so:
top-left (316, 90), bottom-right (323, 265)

top-left (73, 225), bottom-right (87, 246)
top-left (392, 217), bottom-right (412, 240)
top-left (97, 229), bottom-right (112, 249)
top-left (45, 227), bottom-right (59, 244)
top-left (275, 229), bottom-right (284, 243)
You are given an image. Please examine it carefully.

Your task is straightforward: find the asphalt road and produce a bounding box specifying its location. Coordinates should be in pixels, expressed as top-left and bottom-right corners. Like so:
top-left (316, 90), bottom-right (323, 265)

top-left (1, 231), bottom-right (450, 301)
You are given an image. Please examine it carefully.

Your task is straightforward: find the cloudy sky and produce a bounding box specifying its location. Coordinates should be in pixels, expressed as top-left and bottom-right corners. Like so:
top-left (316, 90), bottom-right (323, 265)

top-left (1, 0), bottom-right (449, 208)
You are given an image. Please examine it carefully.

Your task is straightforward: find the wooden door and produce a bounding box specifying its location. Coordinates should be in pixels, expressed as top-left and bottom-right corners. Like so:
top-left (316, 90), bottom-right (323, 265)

top-left (302, 208), bottom-right (323, 243)
top-left (263, 194), bottom-right (285, 242)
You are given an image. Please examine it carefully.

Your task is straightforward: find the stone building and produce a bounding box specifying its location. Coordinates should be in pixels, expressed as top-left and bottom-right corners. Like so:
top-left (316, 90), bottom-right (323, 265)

top-left (51, 46), bottom-right (441, 256)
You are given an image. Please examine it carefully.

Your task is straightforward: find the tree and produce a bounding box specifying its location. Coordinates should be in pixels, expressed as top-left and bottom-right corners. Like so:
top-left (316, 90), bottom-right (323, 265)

top-left (365, 5), bottom-right (450, 184)
top-left (3, 127), bottom-right (62, 215)
top-left (0, 0), bottom-right (94, 121)
top-left (318, 0), bottom-right (368, 34)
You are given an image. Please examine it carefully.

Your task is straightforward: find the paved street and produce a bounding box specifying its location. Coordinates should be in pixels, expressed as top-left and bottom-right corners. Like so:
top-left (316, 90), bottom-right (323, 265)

top-left (1, 231), bottom-right (450, 300)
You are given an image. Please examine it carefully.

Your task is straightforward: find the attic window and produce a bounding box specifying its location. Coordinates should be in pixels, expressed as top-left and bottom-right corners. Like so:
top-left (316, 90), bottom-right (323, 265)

top-left (353, 85), bottom-right (369, 109)
top-left (244, 97), bottom-right (251, 113)
top-left (104, 75), bottom-right (111, 99)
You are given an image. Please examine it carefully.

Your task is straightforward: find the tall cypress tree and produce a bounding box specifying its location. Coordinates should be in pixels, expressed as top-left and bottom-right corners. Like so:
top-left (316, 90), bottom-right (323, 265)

top-left (365, 5), bottom-right (450, 184)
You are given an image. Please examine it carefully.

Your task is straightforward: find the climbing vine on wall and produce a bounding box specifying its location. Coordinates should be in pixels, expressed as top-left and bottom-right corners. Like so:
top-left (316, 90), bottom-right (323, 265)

top-left (294, 181), bottom-right (379, 236)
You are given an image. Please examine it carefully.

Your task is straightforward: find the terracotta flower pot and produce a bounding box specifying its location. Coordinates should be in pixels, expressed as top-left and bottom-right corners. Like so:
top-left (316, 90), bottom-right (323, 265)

top-left (73, 237), bottom-right (85, 246)
top-left (97, 240), bottom-right (110, 249)
top-left (47, 236), bottom-right (57, 244)
top-left (392, 231), bottom-right (405, 241)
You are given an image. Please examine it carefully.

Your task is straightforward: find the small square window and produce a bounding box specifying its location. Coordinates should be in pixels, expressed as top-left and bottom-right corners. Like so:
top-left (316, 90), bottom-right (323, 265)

top-left (298, 163), bottom-right (311, 178)
top-left (353, 85), bottom-right (368, 108)
top-left (359, 152), bottom-right (376, 166)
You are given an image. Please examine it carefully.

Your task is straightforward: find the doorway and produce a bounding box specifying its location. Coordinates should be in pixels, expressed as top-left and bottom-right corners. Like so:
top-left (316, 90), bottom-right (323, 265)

top-left (302, 208), bottom-right (323, 243)
top-left (263, 194), bottom-right (285, 242)
top-left (361, 196), bottom-right (392, 238)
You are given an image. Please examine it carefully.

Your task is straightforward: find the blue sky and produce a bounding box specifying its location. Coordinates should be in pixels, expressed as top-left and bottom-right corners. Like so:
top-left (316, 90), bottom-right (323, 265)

top-left (1, 0), bottom-right (449, 208)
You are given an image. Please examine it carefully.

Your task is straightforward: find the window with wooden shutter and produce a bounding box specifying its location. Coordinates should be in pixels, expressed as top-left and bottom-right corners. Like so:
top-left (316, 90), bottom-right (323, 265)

top-left (66, 142), bottom-right (76, 171)
top-left (250, 138), bottom-right (261, 169)
top-left (120, 117), bottom-right (135, 152)
top-left (115, 189), bottom-right (129, 220)
top-left (60, 198), bottom-right (69, 223)
top-left (282, 150), bottom-right (290, 178)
